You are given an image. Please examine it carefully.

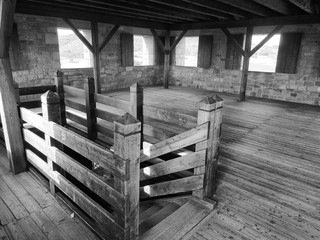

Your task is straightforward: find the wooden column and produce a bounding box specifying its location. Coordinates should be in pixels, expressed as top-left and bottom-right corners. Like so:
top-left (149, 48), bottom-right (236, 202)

top-left (91, 21), bottom-right (101, 94)
top-left (84, 76), bottom-right (97, 140)
top-left (0, 0), bottom-right (26, 173)
top-left (239, 26), bottom-right (253, 102)
top-left (114, 113), bottom-right (141, 240)
top-left (163, 30), bottom-right (170, 89)
top-left (54, 70), bottom-right (66, 126)
top-left (41, 91), bottom-right (62, 195)
top-left (194, 95), bottom-right (223, 199)
top-left (130, 83), bottom-right (143, 148)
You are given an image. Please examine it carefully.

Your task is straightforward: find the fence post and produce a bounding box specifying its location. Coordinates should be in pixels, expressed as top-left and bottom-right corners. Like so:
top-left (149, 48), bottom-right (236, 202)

top-left (193, 95), bottom-right (223, 199)
top-left (130, 83), bottom-right (143, 148)
top-left (55, 70), bottom-right (66, 126)
top-left (41, 90), bottom-right (62, 195)
top-left (84, 76), bottom-right (97, 140)
top-left (114, 113), bottom-right (141, 240)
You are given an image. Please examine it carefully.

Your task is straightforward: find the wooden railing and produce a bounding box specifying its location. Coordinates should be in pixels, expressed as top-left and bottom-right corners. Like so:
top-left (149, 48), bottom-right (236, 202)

top-left (19, 90), bottom-right (141, 240)
top-left (140, 95), bottom-right (223, 199)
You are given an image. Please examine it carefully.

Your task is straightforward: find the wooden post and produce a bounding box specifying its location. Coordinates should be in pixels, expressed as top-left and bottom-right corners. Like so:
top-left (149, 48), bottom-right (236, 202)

top-left (194, 95), bottom-right (223, 199)
top-left (91, 21), bottom-right (101, 94)
top-left (0, 0), bottom-right (26, 174)
top-left (130, 83), bottom-right (143, 148)
top-left (84, 76), bottom-right (97, 140)
top-left (54, 70), bottom-right (66, 126)
top-left (114, 113), bottom-right (141, 240)
top-left (163, 30), bottom-right (170, 89)
top-left (41, 90), bottom-right (62, 195)
top-left (239, 26), bottom-right (253, 102)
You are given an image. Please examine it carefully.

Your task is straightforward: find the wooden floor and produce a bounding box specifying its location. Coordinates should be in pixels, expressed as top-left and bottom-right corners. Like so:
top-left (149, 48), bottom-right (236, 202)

top-left (108, 86), bottom-right (320, 240)
top-left (0, 144), bottom-right (99, 240)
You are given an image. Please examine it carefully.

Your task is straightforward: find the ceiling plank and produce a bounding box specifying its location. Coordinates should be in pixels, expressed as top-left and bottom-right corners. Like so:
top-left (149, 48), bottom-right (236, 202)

top-left (181, 0), bottom-right (260, 18)
top-left (286, 0), bottom-right (316, 13)
top-left (15, 2), bottom-right (170, 29)
top-left (99, 25), bottom-right (120, 53)
top-left (249, 25), bottom-right (284, 57)
top-left (146, 0), bottom-right (234, 19)
top-left (251, 0), bottom-right (303, 15)
top-left (171, 14), bottom-right (320, 30)
top-left (63, 18), bottom-right (94, 53)
top-left (215, 0), bottom-right (281, 16)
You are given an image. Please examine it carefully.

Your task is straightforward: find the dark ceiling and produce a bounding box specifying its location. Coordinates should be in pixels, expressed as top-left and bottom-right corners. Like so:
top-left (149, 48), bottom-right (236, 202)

top-left (15, 0), bottom-right (320, 30)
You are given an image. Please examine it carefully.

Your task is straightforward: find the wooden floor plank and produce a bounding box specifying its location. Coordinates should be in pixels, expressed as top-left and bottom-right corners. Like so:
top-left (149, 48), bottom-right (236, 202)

top-left (18, 216), bottom-right (48, 240)
top-left (0, 197), bottom-right (15, 225)
top-left (0, 225), bottom-right (9, 240)
top-left (4, 221), bottom-right (28, 240)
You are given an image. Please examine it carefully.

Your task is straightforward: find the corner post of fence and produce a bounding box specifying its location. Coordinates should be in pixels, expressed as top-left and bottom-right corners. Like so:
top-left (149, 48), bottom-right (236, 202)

top-left (114, 113), bottom-right (141, 240)
top-left (84, 76), bottom-right (97, 140)
top-left (130, 83), bottom-right (143, 148)
top-left (55, 70), bottom-right (66, 126)
top-left (41, 90), bottom-right (62, 195)
top-left (193, 95), bottom-right (223, 199)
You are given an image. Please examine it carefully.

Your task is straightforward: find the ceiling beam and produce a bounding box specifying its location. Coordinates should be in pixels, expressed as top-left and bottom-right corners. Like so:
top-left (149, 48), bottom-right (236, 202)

top-left (169, 29), bottom-right (188, 53)
top-left (286, 0), bottom-right (318, 13)
top-left (215, 0), bottom-right (280, 16)
top-left (170, 14), bottom-right (320, 30)
top-left (251, 0), bottom-right (303, 15)
top-left (146, 0), bottom-right (234, 19)
top-left (15, 3), bottom-right (170, 29)
top-left (99, 25), bottom-right (120, 53)
top-left (181, 0), bottom-right (260, 18)
top-left (150, 29), bottom-right (165, 54)
top-left (221, 28), bottom-right (245, 57)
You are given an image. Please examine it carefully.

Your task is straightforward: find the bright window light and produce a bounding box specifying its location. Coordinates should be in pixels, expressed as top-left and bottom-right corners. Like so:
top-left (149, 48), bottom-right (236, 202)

top-left (175, 37), bottom-right (199, 67)
top-left (134, 35), bottom-right (155, 66)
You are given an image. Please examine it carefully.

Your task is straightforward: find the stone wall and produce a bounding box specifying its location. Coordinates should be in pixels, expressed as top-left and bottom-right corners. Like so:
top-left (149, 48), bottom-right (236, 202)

top-left (10, 14), bottom-right (163, 91)
top-left (170, 25), bottom-right (320, 105)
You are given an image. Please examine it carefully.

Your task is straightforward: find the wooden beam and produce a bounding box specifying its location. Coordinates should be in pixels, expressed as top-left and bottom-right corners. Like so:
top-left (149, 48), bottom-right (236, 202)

top-left (249, 25), bottom-right (284, 57)
top-left (63, 18), bottom-right (94, 53)
top-left (150, 29), bottom-right (165, 54)
top-left (221, 28), bottom-right (245, 56)
top-left (251, 0), bottom-right (303, 15)
top-left (98, 25), bottom-right (120, 53)
top-left (239, 26), bottom-right (253, 102)
top-left (170, 14), bottom-right (320, 30)
top-left (0, 0), bottom-right (26, 174)
top-left (91, 21), bottom-right (100, 93)
top-left (16, 3), bottom-right (169, 30)
top-left (287, 0), bottom-right (316, 13)
top-left (169, 29), bottom-right (188, 53)
top-left (163, 31), bottom-right (170, 89)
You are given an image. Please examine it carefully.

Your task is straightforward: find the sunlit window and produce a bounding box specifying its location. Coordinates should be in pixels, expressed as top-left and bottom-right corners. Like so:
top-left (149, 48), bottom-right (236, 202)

top-left (249, 34), bottom-right (280, 72)
top-left (57, 28), bottom-right (93, 69)
top-left (175, 37), bottom-right (199, 67)
top-left (134, 35), bottom-right (155, 66)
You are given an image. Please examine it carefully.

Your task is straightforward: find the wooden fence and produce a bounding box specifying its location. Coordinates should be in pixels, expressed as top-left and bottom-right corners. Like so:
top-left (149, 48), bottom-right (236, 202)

top-left (19, 89), bottom-right (142, 240)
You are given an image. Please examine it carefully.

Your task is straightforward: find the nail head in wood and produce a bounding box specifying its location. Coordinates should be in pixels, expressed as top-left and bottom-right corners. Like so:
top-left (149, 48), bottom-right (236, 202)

top-left (199, 95), bottom-right (223, 111)
top-left (114, 113), bottom-right (141, 135)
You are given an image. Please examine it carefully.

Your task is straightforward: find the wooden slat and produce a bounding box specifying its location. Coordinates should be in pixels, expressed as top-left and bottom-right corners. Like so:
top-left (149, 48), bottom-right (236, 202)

top-left (95, 108), bottom-right (122, 122)
top-left (64, 85), bottom-right (85, 98)
top-left (18, 85), bottom-right (56, 96)
top-left (65, 98), bottom-right (86, 112)
top-left (66, 110), bottom-right (87, 127)
top-left (20, 107), bottom-right (126, 178)
top-left (95, 93), bottom-right (130, 112)
top-left (141, 123), bottom-right (208, 162)
top-left (48, 146), bottom-right (125, 211)
top-left (140, 175), bottom-right (204, 198)
top-left (140, 150), bottom-right (206, 181)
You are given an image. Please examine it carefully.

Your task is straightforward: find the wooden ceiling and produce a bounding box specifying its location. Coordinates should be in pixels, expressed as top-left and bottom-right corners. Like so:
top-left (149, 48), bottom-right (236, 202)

top-left (15, 0), bottom-right (320, 30)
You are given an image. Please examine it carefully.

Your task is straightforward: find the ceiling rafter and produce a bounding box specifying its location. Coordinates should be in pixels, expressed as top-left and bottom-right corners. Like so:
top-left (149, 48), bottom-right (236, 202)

top-left (251, 0), bottom-right (305, 15)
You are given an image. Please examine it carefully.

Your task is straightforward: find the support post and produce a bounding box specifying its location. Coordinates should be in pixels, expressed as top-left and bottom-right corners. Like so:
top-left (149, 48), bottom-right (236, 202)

top-left (114, 113), bottom-right (141, 240)
top-left (193, 95), bottom-right (223, 199)
top-left (41, 91), bottom-right (62, 195)
top-left (130, 83), bottom-right (143, 148)
top-left (163, 30), bottom-right (170, 89)
top-left (91, 21), bottom-right (101, 94)
top-left (54, 70), bottom-right (66, 126)
top-left (239, 26), bottom-right (253, 101)
top-left (84, 76), bottom-right (97, 140)
top-left (0, 0), bottom-right (26, 173)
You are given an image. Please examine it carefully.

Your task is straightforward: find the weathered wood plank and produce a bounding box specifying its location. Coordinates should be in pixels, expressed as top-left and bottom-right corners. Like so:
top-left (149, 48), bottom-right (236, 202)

top-left (63, 85), bottom-right (85, 98)
top-left (65, 98), bottom-right (86, 112)
top-left (141, 123), bottom-right (208, 162)
top-left (95, 93), bottom-right (130, 112)
top-left (0, 197), bottom-right (15, 225)
top-left (140, 175), bottom-right (204, 198)
top-left (140, 150), bottom-right (205, 181)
